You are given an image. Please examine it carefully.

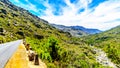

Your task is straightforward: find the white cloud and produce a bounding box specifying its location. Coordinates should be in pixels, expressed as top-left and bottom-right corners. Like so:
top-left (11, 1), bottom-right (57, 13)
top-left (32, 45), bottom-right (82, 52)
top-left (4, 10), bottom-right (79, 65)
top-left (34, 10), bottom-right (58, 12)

top-left (14, 0), bottom-right (19, 3)
top-left (11, 0), bottom-right (39, 12)
top-left (10, 0), bottom-right (120, 31)
top-left (43, 1), bottom-right (54, 16)
top-left (40, 0), bottom-right (120, 30)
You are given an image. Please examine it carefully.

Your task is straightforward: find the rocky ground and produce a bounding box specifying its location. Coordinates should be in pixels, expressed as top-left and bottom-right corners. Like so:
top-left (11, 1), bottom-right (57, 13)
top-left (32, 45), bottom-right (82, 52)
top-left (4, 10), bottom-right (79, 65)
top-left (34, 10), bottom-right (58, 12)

top-left (28, 58), bottom-right (47, 68)
top-left (91, 46), bottom-right (117, 68)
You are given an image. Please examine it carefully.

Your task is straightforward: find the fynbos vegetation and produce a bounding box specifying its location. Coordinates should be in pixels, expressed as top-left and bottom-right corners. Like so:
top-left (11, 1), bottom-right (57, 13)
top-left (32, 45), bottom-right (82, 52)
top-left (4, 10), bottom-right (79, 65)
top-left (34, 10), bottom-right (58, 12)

top-left (0, 0), bottom-right (120, 68)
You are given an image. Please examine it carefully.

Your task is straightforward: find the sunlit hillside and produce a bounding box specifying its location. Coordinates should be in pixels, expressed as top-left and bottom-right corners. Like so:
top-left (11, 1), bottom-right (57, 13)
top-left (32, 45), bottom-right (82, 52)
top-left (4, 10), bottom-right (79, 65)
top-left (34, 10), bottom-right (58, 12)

top-left (82, 25), bottom-right (120, 67)
top-left (0, 0), bottom-right (120, 68)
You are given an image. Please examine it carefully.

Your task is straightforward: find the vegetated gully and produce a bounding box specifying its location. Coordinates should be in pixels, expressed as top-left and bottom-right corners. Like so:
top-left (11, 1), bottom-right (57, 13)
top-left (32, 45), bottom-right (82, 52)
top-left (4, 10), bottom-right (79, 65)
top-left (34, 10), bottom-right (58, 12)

top-left (91, 46), bottom-right (117, 68)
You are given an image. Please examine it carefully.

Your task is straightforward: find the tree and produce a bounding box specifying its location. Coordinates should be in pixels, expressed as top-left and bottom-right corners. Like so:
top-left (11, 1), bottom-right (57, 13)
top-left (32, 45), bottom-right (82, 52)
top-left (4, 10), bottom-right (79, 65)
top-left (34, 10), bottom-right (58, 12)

top-left (48, 37), bottom-right (59, 61)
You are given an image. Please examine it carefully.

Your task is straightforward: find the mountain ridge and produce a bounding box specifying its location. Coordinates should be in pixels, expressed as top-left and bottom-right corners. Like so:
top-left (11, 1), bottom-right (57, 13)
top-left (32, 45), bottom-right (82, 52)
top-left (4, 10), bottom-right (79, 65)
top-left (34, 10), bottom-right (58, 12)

top-left (0, 0), bottom-right (120, 68)
top-left (0, 0), bottom-right (103, 68)
top-left (51, 24), bottom-right (101, 37)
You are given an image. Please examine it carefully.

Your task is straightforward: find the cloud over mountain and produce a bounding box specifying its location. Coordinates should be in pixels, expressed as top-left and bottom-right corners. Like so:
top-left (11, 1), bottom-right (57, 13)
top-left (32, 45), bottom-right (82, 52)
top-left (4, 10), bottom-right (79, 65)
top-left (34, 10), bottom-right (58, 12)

top-left (10, 0), bottom-right (120, 30)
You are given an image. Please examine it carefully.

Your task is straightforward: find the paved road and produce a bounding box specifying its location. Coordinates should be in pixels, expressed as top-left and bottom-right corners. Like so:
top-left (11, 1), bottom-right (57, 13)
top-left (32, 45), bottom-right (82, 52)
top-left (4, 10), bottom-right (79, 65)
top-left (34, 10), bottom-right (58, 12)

top-left (0, 40), bottom-right (23, 68)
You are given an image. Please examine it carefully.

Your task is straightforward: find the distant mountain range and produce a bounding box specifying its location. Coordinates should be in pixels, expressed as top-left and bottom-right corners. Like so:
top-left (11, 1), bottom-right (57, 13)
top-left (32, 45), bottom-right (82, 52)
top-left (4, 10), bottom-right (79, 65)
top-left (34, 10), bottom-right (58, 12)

top-left (1, 0), bottom-right (120, 67)
top-left (51, 24), bottom-right (102, 37)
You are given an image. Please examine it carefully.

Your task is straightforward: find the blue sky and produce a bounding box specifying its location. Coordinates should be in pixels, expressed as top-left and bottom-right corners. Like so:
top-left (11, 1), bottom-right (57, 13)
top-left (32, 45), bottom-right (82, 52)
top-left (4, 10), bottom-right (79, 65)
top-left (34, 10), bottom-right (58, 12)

top-left (9, 0), bottom-right (120, 30)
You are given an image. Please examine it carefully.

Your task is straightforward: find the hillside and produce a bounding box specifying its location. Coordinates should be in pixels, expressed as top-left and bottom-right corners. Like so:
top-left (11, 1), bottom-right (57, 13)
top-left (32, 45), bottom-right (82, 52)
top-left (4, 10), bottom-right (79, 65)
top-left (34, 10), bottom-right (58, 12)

top-left (82, 25), bottom-right (120, 67)
top-left (0, 0), bottom-right (107, 68)
top-left (51, 24), bottom-right (101, 37)
top-left (0, 0), bottom-right (72, 42)
top-left (1, 0), bottom-right (120, 68)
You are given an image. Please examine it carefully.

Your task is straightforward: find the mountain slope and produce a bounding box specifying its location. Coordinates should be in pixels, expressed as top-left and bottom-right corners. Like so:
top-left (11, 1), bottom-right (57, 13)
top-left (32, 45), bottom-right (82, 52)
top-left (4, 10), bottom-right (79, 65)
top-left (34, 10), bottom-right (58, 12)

top-left (51, 24), bottom-right (101, 37)
top-left (0, 0), bottom-right (106, 68)
top-left (82, 25), bottom-right (120, 67)
top-left (70, 26), bottom-right (101, 34)
top-left (0, 0), bottom-right (70, 42)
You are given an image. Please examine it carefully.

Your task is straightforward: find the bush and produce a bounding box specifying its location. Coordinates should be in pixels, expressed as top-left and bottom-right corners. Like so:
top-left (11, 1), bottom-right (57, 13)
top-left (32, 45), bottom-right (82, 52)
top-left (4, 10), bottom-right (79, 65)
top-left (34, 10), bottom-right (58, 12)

top-left (16, 31), bottom-right (24, 37)
top-left (34, 34), bottom-right (44, 39)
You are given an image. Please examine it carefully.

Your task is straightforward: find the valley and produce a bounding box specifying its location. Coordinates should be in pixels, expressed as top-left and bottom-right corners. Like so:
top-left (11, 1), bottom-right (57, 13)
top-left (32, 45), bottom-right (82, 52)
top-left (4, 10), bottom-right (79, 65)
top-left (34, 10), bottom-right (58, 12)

top-left (0, 0), bottom-right (120, 68)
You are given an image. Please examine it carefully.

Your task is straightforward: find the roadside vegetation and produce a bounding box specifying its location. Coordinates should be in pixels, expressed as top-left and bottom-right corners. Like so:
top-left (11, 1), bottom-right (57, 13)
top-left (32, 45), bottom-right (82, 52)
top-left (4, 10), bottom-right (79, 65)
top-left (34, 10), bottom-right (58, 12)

top-left (0, 0), bottom-right (120, 68)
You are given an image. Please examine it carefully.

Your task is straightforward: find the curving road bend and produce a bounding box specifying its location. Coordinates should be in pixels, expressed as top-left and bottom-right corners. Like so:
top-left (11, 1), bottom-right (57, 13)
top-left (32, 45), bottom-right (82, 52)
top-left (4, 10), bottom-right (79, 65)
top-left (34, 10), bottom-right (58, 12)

top-left (0, 40), bottom-right (23, 68)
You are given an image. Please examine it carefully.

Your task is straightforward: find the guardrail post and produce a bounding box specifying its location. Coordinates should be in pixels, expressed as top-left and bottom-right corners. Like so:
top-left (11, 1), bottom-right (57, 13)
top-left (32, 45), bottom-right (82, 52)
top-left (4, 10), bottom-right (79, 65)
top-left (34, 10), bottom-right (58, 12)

top-left (34, 54), bottom-right (39, 65)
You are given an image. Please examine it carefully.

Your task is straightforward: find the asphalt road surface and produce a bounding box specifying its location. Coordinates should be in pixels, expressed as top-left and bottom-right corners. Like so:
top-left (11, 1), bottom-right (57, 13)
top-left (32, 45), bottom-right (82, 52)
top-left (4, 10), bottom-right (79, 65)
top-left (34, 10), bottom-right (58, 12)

top-left (0, 40), bottom-right (22, 68)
